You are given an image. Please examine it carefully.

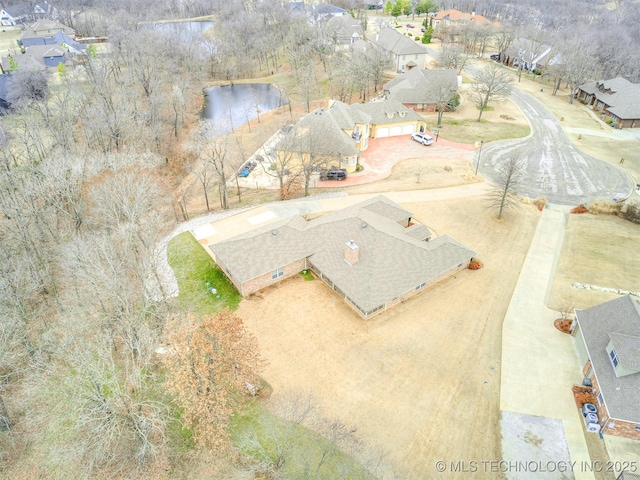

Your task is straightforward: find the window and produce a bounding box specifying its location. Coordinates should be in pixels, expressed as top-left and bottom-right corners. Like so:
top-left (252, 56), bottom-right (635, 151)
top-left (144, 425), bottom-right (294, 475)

top-left (271, 267), bottom-right (284, 280)
top-left (636, 425), bottom-right (640, 431)
top-left (415, 54), bottom-right (418, 59)
top-left (597, 393), bottom-right (604, 405)
top-left (610, 348), bottom-right (619, 368)
top-left (402, 55), bottom-right (406, 60)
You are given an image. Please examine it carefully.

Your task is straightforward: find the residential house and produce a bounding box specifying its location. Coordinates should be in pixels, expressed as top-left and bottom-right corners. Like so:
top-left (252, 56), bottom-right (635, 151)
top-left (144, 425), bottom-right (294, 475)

top-left (2, 44), bottom-right (66, 71)
top-left (208, 195), bottom-right (475, 318)
top-left (572, 295), bottom-right (640, 440)
top-left (368, 27), bottom-right (428, 73)
top-left (577, 78), bottom-right (640, 129)
top-left (21, 29), bottom-right (85, 55)
top-left (502, 38), bottom-right (552, 71)
top-left (0, 2), bottom-right (57, 25)
top-left (383, 68), bottom-right (459, 112)
top-left (23, 19), bottom-right (74, 39)
top-left (325, 14), bottom-right (363, 46)
top-left (310, 3), bottom-right (347, 22)
top-left (274, 99), bottom-right (425, 172)
top-left (0, 4), bottom-right (32, 25)
top-left (432, 9), bottom-right (491, 29)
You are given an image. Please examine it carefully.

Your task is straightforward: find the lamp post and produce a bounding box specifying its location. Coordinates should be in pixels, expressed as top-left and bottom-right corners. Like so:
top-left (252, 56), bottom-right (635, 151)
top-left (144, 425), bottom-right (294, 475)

top-left (475, 140), bottom-right (484, 176)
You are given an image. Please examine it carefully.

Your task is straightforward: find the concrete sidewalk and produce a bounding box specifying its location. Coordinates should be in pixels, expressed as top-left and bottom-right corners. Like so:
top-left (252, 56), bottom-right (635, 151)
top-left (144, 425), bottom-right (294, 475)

top-left (500, 205), bottom-right (595, 479)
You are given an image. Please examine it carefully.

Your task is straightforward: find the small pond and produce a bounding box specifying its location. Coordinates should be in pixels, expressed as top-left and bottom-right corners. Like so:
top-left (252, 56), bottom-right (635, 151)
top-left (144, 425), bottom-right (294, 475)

top-left (203, 83), bottom-right (285, 136)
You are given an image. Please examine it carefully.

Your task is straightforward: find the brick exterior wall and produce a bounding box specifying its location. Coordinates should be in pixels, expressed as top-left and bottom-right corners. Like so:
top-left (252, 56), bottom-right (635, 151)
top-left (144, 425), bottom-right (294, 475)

top-left (583, 360), bottom-right (592, 378)
top-left (405, 103), bottom-right (437, 112)
top-left (590, 373), bottom-right (640, 440)
top-left (241, 258), bottom-right (307, 297)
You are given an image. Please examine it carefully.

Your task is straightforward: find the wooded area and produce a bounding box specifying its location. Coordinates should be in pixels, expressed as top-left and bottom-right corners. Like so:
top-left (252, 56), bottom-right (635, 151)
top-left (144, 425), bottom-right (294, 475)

top-left (0, 0), bottom-right (639, 477)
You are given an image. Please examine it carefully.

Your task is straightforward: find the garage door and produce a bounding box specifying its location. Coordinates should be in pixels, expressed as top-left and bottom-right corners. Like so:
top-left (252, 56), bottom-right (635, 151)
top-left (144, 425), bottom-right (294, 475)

top-left (390, 126), bottom-right (403, 136)
top-left (403, 124), bottom-right (415, 134)
top-left (377, 127), bottom-right (389, 138)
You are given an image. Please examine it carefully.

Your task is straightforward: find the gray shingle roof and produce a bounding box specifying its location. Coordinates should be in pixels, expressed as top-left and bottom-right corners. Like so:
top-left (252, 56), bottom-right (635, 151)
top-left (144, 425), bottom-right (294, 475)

top-left (578, 77), bottom-right (640, 120)
top-left (210, 195), bottom-right (476, 313)
top-left (275, 100), bottom-right (371, 157)
top-left (575, 295), bottom-right (640, 423)
top-left (609, 333), bottom-right (640, 372)
top-left (350, 99), bottom-right (424, 125)
top-left (383, 68), bottom-right (458, 105)
top-left (370, 27), bottom-right (427, 56)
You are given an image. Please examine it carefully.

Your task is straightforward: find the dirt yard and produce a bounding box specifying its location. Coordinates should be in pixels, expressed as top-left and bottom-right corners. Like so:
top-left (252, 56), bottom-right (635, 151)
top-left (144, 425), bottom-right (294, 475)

top-left (237, 196), bottom-right (540, 478)
top-left (548, 213), bottom-right (640, 312)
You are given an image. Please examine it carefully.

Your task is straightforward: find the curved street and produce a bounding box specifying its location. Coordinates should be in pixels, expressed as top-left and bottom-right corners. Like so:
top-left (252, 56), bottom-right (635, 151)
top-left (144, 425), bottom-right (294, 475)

top-left (477, 87), bottom-right (633, 205)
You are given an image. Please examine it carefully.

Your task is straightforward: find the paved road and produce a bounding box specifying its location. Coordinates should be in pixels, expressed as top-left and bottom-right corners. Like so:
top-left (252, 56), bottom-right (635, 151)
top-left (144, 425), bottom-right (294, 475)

top-left (476, 86), bottom-right (634, 205)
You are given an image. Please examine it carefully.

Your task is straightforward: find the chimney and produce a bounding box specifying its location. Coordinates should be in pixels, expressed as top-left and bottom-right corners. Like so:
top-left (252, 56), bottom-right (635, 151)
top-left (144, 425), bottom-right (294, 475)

top-left (344, 240), bottom-right (359, 265)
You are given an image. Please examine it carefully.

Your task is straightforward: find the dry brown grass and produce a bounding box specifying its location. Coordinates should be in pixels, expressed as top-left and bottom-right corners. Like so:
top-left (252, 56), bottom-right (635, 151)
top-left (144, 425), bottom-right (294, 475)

top-left (588, 200), bottom-right (622, 215)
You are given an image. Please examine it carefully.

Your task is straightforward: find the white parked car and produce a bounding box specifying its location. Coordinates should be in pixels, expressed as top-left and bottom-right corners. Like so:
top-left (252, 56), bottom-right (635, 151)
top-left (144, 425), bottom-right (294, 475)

top-left (411, 132), bottom-right (434, 146)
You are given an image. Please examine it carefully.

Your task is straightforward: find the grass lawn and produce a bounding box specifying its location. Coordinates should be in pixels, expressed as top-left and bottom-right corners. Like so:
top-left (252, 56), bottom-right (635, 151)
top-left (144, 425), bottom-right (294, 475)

top-left (549, 213), bottom-right (640, 311)
top-left (167, 232), bottom-right (242, 314)
top-left (230, 401), bottom-right (376, 480)
top-left (424, 117), bottom-right (530, 144)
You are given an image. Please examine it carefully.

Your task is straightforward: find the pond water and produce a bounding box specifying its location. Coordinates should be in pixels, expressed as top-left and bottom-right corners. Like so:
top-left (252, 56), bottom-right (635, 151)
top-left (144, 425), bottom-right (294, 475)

top-left (203, 83), bottom-right (284, 136)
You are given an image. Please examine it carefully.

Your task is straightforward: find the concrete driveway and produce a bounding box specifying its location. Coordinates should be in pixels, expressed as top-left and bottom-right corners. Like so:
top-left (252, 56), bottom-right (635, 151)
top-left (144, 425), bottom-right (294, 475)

top-left (316, 134), bottom-right (475, 187)
top-left (477, 88), bottom-right (634, 205)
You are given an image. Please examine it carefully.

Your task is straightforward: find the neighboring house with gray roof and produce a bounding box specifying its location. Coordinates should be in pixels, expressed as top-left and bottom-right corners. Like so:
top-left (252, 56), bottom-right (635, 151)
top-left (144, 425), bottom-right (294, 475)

top-left (368, 27), bottom-right (428, 73)
top-left (577, 78), bottom-right (640, 129)
top-left (208, 195), bottom-right (474, 318)
top-left (573, 295), bottom-right (640, 440)
top-left (0, 3), bottom-right (58, 25)
top-left (275, 99), bottom-right (425, 172)
top-left (325, 14), bottom-right (363, 46)
top-left (383, 68), bottom-right (459, 111)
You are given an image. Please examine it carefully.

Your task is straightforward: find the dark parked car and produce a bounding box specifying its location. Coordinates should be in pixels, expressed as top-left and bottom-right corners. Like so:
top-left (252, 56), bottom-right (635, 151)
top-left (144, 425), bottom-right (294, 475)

top-left (490, 54), bottom-right (500, 60)
top-left (320, 166), bottom-right (347, 181)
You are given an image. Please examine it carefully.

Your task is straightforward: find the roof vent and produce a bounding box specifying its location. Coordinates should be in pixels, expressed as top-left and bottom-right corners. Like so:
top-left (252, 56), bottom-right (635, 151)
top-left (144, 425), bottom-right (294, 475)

top-left (361, 222), bottom-right (367, 228)
top-left (271, 230), bottom-right (278, 236)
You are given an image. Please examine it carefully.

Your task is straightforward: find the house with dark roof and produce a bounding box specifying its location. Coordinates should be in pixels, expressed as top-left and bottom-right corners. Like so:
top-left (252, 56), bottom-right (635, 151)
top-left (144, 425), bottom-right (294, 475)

top-left (383, 68), bottom-right (459, 111)
top-left (208, 195), bottom-right (475, 318)
top-left (368, 27), bottom-right (428, 73)
top-left (0, 2), bottom-right (58, 26)
top-left (274, 99), bottom-right (425, 172)
top-left (310, 3), bottom-right (347, 22)
top-left (577, 78), bottom-right (640, 129)
top-left (21, 29), bottom-right (85, 55)
top-left (572, 295), bottom-right (640, 440)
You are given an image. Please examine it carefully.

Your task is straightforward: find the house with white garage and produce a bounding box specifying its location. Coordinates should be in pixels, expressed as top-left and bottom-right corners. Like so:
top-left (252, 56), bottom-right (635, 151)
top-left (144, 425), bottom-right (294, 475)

top-left (274, 99), bottom-right (425, 173)
top-left (572, 295), bottom-right (640, 440)
top-left (208, 195), bottom-right (476, 318)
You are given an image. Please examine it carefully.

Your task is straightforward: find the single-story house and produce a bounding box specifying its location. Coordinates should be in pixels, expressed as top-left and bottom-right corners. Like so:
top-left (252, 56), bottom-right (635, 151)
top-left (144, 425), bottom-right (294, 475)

top-left (208, 195), bottom-right (476, 318)
top-left (577, 78), bottom-right (640, 129)
top-left (572, 295), bottom-right (640, 440)
top-left (368, 27), bottom-right (428, 73)
top-left (383, 68), bottom-right (459, 111)
top-left (274, 99), bottom-right (425, 173)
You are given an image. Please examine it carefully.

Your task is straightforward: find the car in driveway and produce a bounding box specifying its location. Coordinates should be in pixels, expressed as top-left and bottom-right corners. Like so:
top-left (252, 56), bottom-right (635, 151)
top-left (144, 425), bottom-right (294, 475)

top-left (411, 132), bottom-right (434, 146)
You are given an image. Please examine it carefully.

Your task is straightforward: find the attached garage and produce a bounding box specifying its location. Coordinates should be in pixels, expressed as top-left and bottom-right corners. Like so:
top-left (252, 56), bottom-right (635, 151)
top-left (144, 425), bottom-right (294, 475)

top-left (377, 127), bottom-right (389, 138)
top-left (390, 126), bottom-right (403, 136)
top-left (403, 124), bottom-right (415, 134)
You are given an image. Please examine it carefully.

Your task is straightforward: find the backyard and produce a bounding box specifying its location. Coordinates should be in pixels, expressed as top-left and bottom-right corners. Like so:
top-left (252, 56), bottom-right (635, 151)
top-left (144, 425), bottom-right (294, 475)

top-left (236, 196), bottom-right (540, 477)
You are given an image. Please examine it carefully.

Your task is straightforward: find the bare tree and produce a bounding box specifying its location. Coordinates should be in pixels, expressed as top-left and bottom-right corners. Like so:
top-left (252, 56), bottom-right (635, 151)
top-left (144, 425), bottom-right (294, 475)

top-left (468, 63), bottom-right (512, 121)
top-left (487, 156), bottom-right (526, 220)
top-left (439, 44), bottom-right (471, 74)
